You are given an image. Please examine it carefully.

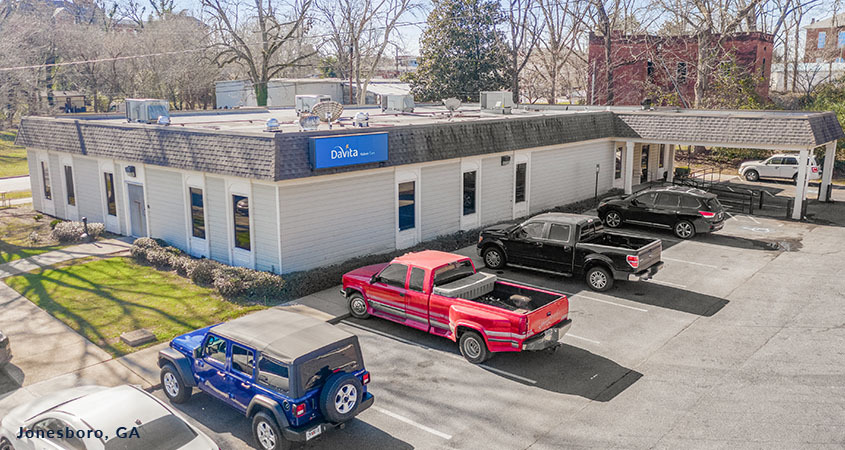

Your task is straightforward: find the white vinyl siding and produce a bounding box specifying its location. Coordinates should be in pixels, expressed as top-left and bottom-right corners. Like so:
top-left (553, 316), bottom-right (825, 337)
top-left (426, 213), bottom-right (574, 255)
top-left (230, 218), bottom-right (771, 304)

top-left (279, 172), bottom-right (394, 272)
top-left (146, 168), bottom-right (187, 250)
top-left (48, 154), bottom-right (65, 219)
top-left (251, 183), bottom-right (281, 273)
top-left (530, 141), bottom-right (615, 213)
top-left (420, 163), bottom-right (460, 240)
top-left (27, 150), bottom-right (43, 212)
top-left (481, 156), bottom-right (514, 226)
top-left (72, 156), bottom-right (104, 224)
top-left (205, 176), bottom-right (230, 264)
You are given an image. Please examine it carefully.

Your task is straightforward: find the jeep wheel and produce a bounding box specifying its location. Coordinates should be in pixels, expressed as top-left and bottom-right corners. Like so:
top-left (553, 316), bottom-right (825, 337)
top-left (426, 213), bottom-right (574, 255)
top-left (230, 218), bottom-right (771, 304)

top-left (482, 247), bottom-right (506, 269)
top-left (0, 437), bottom-right (14, 450)
top-left (459, 330), bottom-right (491, 364)
top-left (252, 412), bottom-right (291, 450)
top-left (160, 364), bottom-right (191, 404)
top-left (744, 170), bottom-right (759, 182)
top-left (347, 292), bottom-right (370, 319)
top-left (674, 220), bottom-right (696, 239)
top-left (320, 373), bottom-right (364, 423)
top-left (586, 266), bottom-right (613, 292)
top-left (604, 210), bottom-right (623, 228)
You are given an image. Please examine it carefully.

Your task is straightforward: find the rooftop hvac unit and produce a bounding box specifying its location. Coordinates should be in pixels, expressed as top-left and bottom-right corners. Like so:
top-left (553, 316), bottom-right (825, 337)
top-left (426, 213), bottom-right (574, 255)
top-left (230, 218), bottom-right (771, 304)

top-left (381, 94), bottom-right (415, 113)
top-left (295, 95), bottom-right (331, 114)
top-left (125, 99), bottom-right (170, 124)
top-left (480, 91), bottom-right (514, 113)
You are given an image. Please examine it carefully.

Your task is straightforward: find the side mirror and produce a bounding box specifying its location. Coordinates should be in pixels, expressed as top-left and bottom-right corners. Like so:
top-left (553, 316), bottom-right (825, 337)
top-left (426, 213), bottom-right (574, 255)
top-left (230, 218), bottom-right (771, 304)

top-left (370, 274), bottom-right (379, 284)
top-left (630, 198), bottom-right (639, 206)
top-left (194, 346), bottom-right (203, 359)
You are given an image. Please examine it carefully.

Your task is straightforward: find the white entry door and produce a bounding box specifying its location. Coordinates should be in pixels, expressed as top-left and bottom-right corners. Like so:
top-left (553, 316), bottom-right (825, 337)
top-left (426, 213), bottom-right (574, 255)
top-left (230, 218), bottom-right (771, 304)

top-left (395, 169), bottom-right (420, 249)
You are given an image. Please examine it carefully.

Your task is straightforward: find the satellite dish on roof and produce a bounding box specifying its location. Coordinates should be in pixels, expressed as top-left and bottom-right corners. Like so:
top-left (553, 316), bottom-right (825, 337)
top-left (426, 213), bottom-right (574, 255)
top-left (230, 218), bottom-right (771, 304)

top-left (299, 113), bottom-right (319, 131)
top-left (311, 101), bottom-right (344, 123)
top-left (443, 98), bottom-right (461, 112)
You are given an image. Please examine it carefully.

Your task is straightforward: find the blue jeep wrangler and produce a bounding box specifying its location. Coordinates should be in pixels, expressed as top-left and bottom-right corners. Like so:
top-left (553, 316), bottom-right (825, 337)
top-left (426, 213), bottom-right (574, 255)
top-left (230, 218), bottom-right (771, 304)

top-left (157, 308), bottom-right (374, 450)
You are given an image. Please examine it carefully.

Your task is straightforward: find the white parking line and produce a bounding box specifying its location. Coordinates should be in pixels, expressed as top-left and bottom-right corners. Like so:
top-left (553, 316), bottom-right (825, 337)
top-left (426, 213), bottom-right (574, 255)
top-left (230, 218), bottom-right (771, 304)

top-left (373, 406), bottom-right (453, 440)
top-left (662, 257), bottom-right (718, 269)
top-left (567, 334), bottom-right (600, 345)
top-left (563, 292), bottom-right (649, 313)
top-left (744, 214), bottom-right (761, 224)
top-left (646, 279), bottom-right (687, 288)
top-left (481, 365), bottom-right (537, 384)
top-left (726, 212), bottom-right (738, 221)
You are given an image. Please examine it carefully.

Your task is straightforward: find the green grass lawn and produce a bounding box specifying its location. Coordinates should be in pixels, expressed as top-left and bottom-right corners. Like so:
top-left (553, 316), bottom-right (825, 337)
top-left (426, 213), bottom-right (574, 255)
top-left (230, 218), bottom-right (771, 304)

top-left (0, 243), bottom-right (63, 264)
top-left (5, 257), bottom-right (265, 356)
top-left (0, 130), bottom-right (28, 178)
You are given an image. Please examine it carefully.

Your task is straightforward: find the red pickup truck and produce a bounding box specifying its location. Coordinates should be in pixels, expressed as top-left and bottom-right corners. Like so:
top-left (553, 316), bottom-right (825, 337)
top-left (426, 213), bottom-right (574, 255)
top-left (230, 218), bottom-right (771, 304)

top-left (341, 250), bottom-right (571, 363)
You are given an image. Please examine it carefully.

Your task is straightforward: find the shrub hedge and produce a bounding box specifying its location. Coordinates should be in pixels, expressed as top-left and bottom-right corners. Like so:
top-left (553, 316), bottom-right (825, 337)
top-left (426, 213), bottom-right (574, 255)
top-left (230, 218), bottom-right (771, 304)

top-left (51, 221), bottom-right (105, 243)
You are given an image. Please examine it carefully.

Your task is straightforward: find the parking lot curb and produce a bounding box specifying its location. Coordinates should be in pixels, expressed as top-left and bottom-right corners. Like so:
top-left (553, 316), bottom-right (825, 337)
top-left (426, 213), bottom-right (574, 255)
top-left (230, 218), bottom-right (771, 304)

top-left (327, 312), bottom-right (351, 325)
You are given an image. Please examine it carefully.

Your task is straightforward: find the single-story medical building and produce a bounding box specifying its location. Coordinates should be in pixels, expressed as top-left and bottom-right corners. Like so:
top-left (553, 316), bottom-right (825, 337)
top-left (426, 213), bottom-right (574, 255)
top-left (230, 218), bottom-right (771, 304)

top-left (16, 103), bottom-right (843, 273)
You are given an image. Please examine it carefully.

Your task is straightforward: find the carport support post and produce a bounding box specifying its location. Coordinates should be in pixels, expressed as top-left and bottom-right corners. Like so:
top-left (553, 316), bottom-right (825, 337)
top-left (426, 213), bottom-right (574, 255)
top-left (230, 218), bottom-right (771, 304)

top-left (792, 148), bottom-right (810, 220)
top-left (624, 141), bottom-right (635, 194)
top-left (666, 144), bottom-right (676, 183)
top-left (820, 141), bottom-right (836, 202)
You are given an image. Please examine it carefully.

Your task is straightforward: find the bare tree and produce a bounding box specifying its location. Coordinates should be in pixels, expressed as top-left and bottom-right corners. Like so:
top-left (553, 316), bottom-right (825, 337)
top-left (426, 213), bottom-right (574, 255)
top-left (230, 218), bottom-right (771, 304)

top-left (203, 0), bottom-right (316, 106)
top-left (317, 0), bottom-right (418, 104)
top-left (586, 0), bottom-right (645, 105)
top-left (502, 0), bottom-right (542, 103)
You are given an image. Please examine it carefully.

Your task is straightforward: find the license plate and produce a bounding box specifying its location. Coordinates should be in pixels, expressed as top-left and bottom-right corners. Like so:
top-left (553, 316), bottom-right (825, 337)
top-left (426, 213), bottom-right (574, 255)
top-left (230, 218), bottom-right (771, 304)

top-left (306, 426), bottom-right (322, 441)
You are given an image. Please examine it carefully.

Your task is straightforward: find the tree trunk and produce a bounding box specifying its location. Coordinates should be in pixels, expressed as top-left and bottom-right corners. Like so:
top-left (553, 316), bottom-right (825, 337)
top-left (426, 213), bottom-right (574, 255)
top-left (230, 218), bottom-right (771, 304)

top-left (693, 32), bottom-right (709, 108)
top-left (604, 28), bottom-right (613, 105)
top-left (791, 19), bottom-right (799, 92)
top-left (255, 80), bottom-right (268, 107)
top-left (782, 27), bottom-right (790, 92)
top-left (549, 62), bottom-right (557, 104)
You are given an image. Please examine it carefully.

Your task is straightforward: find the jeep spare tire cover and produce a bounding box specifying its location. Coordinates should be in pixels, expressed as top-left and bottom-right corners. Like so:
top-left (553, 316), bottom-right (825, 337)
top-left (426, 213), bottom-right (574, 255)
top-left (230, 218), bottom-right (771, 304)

top-left (319, 372), bottom-right (363, 423)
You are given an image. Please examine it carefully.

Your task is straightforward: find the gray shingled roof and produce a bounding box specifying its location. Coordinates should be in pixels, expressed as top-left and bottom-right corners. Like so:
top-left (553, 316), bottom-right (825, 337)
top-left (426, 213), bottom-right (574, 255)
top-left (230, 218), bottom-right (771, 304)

top-left (614, 111), bottom-right (844, 147)
top-left (16, 110), bottom-right (843, 181)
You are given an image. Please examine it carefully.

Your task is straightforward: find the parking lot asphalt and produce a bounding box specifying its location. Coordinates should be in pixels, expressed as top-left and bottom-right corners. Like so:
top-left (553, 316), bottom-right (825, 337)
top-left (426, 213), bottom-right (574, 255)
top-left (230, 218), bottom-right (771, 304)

top-left (134, 211), bottom-right (845, 449)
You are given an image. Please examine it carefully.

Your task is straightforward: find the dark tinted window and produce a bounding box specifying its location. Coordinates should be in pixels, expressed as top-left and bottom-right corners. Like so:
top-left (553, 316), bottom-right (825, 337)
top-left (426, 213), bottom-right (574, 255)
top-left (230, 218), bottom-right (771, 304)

top-left (782, 157), bottom-right (798, 165)
top-left (257, 356), bottom-right (289, 392)
top-left (64, 165), bottom-right (75, 206)
top-left (433, 260), bottom-right (474, 286)
top-left (615, 147), bottom-right (623, 179)
top-left (103, 414), bottom-right (197, 450)
top-left (231, 344), bottom-right (254, 376)
top-left (635, 192), bottom-right (657, 206)
top-left (463, 171), bottom-right (476, 215)
top-left (104, 172), bottom-right (116, 216)
top-left (378, 263), bottom-right (407, 288)
top-left (190, 187), bottom-right (205, 239)
top-left (548, 224), bottom-right (571, 242)
top-left (41, 162), bottom-right (52, 200)
top-left (768, 157), bottom-right (783, 165)
top-left (706, 198), bottom-right (722, 210)
top-left (203, 335), bottom-right (227, 365)
top-left (655, 193), bottom-right (680, 208)
top-left (515, 163), bottom-right (527, 203)
top-left (679, 195), bottom-right (701, 209)
top-left (300, 343), bottom-right (361, 393)
top-left (233, 195), bottom-right (250, 250)
top-left (398, 181), bottom-right (415, 231)
top-left (517, 222), bottom-right (546, 239)
top-left (409, 267), bottom-right (425, 292)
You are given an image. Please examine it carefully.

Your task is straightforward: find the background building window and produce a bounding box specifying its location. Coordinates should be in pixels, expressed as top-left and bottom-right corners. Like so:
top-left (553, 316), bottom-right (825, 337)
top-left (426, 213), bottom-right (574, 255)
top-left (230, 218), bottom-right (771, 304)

top-left (103, 172), bottom-right (116, 216)
top-left (677, 62), bottom-right (687, 83)
top-left (41, 161), bottom-right (51, 200)
top-left (64, 166), bottom-right (75, 206)
top-left (398, 181), bottom-right (415, 231)
top-left (818, 31), bottom-right (826, 49)
top-left (839, 31), bottom-right (845, 48)
top-left (233, 195), bottom-right (250, 250)
top-left (190, 187), bottom-right (205, 239)
top-left (615, 147), bottom-right (623, 179)
top-left (515, 163), bottom-right (527, 203)
top-left (646, 60), bottom-right (654, 80)
top-left (463, 171), bottom-right (476, 215)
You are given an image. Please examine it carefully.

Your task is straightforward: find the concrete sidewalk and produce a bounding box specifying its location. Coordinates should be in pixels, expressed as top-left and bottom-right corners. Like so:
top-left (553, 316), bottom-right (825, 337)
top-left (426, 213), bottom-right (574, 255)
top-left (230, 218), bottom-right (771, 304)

top-left (0, 237), bottom-right (133, 279)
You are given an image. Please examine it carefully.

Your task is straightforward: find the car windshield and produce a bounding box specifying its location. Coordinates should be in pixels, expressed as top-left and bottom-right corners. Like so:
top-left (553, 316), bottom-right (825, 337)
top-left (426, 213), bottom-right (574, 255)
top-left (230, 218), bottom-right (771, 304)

top-left (433, 260), bottom-right (475, 286)
top-left (300, 342), bottom-right (362, 393)
top-left (103, 414), bottom-right (197, 450)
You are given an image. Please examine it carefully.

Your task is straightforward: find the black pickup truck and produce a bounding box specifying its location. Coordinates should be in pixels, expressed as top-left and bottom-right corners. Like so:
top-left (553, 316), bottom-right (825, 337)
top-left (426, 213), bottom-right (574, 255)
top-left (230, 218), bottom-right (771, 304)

top-left (477, 213), bottom-right (663, 291)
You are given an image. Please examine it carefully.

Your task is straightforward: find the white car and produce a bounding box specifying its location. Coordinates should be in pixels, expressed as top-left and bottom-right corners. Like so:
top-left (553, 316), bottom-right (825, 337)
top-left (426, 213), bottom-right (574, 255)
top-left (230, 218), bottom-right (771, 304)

top-left (738, 154), bottom-right (820, 183)
top-left (0, 385), bottom-right (217, 450)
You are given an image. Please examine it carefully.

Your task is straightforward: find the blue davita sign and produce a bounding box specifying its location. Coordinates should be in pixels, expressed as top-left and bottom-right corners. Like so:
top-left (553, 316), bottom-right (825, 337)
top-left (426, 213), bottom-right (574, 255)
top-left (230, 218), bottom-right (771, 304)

top-left (309, 133), bottom-right (389, 169)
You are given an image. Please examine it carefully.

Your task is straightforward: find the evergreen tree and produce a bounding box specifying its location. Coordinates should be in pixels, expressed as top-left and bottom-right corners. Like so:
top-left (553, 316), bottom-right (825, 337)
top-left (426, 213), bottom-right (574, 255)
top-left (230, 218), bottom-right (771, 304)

top-left (405, 0), bottom-right (509, 102)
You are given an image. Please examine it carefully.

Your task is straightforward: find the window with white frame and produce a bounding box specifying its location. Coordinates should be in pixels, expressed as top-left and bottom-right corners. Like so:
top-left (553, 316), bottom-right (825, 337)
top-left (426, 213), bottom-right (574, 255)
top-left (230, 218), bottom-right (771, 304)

top-left (64, 165), bottom-right (75, 206)
top-left (103, 172), bottom-right (116, 216)
top-left (40, 161), bottom-right (51, 200)
top-left (818, 31), bottom-right (826, 49)
top-left (398, 181), bottom-right (416, 231)
top-left (463, 171), bottom-right (477, 215)
top-left (189, 187), bottom-right (205, 239)
top-left (232, 195), bottom-right (250, 250)
top-left (514, 163), bottom-right (527, 203)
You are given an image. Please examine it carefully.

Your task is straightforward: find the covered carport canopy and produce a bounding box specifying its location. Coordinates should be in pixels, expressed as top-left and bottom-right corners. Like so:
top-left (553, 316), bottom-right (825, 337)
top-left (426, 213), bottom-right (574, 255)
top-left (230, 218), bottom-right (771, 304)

top-left (613, 109), bottom-right (844, 219)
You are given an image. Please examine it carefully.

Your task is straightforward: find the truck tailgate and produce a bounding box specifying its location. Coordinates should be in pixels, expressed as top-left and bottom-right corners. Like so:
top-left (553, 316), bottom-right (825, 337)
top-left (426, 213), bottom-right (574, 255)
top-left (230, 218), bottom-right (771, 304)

top-left (525, 292), bottom-right (569, 337)
top-left (636, 239), bottom-right (662, 269)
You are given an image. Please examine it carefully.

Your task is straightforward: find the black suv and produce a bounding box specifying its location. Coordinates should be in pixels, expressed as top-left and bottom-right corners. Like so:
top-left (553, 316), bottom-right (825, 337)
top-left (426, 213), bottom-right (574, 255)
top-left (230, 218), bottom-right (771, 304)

top-left (597, 186), bottom-right (726, 239)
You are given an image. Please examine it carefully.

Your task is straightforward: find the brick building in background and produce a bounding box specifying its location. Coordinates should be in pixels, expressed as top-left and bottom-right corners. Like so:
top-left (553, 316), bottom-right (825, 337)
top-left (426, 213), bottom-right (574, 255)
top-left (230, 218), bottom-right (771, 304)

top-left (587, 32), bottom-right (773, 106)
top-left (804, 14), bottom-right (845, 63)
